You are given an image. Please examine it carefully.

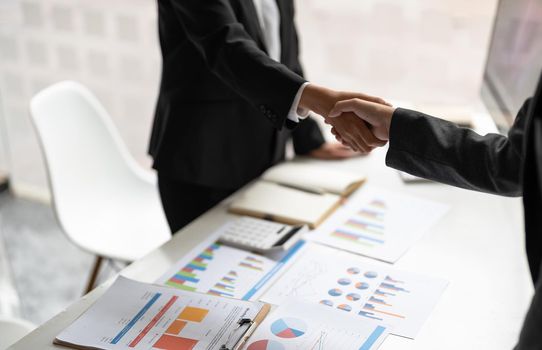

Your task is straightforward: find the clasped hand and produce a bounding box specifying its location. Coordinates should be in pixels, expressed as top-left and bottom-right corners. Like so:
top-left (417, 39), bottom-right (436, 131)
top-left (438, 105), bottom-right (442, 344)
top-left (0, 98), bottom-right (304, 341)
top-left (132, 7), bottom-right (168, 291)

top-left (299, 84), bottom-right (395, 154)
top-left (328, 98), bottom-right (395, 152)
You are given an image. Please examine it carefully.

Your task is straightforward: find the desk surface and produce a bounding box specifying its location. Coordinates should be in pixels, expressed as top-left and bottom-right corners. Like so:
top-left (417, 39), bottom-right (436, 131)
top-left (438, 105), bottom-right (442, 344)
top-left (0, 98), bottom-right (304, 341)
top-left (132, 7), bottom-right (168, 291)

top-left (10, 138), bottom-right (533, 350)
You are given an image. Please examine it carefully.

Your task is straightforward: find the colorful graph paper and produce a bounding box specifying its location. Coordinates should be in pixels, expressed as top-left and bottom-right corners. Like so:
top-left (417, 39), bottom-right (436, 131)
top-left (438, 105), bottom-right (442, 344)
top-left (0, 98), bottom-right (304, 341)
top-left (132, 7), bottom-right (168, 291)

top-left (310, 186), bottom-right (449, 263)
top-left (165, 244), bottom-right (220, 292)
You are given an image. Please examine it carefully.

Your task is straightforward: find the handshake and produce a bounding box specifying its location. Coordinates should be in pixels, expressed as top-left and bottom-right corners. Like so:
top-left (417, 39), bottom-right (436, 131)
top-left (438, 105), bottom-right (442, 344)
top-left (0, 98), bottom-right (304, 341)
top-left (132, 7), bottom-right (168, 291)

top-left (298, 84), bottom-right (396, 154)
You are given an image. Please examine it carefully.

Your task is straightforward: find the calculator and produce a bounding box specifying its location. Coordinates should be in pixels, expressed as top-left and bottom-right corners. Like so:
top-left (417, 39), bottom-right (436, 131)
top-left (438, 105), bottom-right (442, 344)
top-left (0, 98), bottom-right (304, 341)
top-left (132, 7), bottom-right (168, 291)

top-left (218, 217), bottom-right (307, 253)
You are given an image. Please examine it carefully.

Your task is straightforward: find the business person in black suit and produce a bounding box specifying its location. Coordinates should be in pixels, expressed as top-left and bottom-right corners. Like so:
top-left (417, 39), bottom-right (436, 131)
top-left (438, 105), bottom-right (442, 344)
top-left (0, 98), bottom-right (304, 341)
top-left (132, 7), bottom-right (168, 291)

top-left (149, 0), bottom-right (387, 233)
top-left (329, 72), bottom-right (542, 348)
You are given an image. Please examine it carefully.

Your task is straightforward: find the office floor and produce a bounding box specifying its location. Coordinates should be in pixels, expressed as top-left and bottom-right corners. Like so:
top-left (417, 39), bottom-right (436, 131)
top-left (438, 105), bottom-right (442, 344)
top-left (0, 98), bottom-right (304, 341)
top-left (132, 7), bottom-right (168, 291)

top-left (0, 191), bottom-right (117, 324)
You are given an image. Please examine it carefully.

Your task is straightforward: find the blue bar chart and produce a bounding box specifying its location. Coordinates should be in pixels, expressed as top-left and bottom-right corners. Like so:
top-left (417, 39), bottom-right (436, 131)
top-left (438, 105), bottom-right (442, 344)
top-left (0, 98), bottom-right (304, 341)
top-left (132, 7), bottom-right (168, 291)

top-left (310, 186), bottom-right (449, 263)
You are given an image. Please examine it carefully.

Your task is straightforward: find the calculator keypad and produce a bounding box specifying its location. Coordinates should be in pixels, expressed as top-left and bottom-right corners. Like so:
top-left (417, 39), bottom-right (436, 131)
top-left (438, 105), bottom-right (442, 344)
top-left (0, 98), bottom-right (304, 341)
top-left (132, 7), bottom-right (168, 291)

top-left (220, 217), bottom-right (291, 250)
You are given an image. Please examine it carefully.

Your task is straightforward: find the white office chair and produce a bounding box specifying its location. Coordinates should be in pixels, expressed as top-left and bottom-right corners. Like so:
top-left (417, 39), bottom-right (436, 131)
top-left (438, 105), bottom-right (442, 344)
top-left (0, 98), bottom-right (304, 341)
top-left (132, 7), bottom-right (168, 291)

top-left (30, 81), bottom-right (171, 293)
top-left (0, 317), bottom-right (35, 349)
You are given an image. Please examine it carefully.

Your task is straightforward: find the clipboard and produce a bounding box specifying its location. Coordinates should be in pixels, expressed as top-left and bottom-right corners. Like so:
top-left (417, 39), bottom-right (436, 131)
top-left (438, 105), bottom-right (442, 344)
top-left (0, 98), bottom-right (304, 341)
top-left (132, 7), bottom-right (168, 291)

top-left (220, 303), bottom-right (271, 350)
top-left (52, 277), bottom-right (273, 350)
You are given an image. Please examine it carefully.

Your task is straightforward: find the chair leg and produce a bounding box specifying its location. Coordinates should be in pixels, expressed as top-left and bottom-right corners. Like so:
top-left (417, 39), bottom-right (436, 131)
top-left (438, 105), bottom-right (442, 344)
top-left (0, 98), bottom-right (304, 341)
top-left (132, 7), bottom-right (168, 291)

top-left (84, 256), bottom-right (103, 295)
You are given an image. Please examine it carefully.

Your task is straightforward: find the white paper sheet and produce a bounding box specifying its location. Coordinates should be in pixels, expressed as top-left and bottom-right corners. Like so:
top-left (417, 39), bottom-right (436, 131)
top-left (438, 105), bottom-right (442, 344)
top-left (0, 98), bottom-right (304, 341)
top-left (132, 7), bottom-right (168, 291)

top-left (245, 300), bottom-right (390, 350)
top-left (156, 226), bottom-right (306, 301)
top-left (260, 244), bottom-right (448, 338)
top-left (308, 186), bottom-right (449, 263)
top-left (56, 277), bottom-right (263, 350)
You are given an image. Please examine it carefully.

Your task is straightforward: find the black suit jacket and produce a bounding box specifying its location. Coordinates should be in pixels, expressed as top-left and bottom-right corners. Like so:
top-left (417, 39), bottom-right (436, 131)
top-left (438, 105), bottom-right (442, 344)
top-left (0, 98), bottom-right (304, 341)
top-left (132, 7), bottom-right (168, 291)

top-left (149, 0), bottom-right (325, 189)
top-left (386, 73), bottom-right (542, 349)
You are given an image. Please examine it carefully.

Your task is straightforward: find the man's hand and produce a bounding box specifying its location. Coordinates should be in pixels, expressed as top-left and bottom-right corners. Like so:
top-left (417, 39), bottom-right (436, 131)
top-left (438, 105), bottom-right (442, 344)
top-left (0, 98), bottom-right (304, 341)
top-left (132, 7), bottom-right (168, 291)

top-left (298, 84), bottom-right (391, 118)
top-left (297, 84), bottom-right (390, 153)
top-left (329, 98), bottom-right (395, 150)
top-left (308, 142), bottom-right (360, 160)
top-left (324, 113), bottom-right (386, 154)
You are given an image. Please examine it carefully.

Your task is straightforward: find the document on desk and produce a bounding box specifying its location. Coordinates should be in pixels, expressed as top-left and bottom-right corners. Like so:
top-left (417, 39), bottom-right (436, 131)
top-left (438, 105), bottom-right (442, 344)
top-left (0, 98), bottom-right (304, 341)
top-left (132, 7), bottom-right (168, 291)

top-left (156, 227), bottom-right (305, 301)
top-left (260, 244), bottom-right (448, 338)
top-left (308, 186), bottom-right (449, 263)
top-left (55, 276), bottom-right (267, 350)
top-left (245, 300), bottom-right (390, 350)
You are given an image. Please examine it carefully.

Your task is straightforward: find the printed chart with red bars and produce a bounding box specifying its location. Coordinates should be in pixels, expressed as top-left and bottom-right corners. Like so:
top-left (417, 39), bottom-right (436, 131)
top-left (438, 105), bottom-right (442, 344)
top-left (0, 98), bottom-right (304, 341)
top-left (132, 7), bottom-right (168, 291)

top-left (55, 277), bottom-right (263, 350)
top-left (247, 340), bottom-right (285, 350)
top-left (108, 291), bottom-right (217, 350)
top-left (309, 186), bottom-right (449, 263)
top-left (105, 291), bottom-right (205, 350)
top-left (153, 306), bottom-right (209, 350)
top-left (260, 244), bottom-right (448, 339)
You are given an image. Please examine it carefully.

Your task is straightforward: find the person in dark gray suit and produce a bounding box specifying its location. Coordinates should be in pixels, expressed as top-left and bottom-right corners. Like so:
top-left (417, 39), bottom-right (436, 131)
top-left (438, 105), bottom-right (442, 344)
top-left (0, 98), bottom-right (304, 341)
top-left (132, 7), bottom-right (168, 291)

top-left (149, 0), bottom-right (386, 233)
top-left (328, 72), bottom-right (542, 349)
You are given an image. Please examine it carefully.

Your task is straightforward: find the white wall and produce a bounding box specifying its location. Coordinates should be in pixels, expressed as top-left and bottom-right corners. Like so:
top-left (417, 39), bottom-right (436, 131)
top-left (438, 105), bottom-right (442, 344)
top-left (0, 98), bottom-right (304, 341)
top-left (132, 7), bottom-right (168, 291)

top-left (0, 0), bottom-right (161, 200)
top-left (295, 0), bottom-right (497, 105)
top-left (0, 0), bottom-right (497, 201)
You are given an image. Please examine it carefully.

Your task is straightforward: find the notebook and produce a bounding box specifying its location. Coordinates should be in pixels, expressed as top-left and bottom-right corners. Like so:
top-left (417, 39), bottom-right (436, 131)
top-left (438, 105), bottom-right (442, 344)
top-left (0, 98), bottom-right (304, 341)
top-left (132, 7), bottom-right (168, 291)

top-left (229, 163), bottom-right (365, 228)
top-left (261, 162), bottom-right (365, 196)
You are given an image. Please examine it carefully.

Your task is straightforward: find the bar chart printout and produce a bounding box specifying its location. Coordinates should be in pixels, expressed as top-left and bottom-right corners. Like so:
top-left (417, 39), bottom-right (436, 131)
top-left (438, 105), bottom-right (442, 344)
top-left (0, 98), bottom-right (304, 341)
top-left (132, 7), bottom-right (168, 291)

top-left (309, 186), bottom-right (449, 263)
top-left (157, 226), bottom-right (305, 301)
top-left (261, 244), bottom-right (448, 338)
top-left (54, 277), bottom-right (263, 350)
top-left (159, 241), bottom-right (277, 299)
top-left (245, 301), bottom-right (390, 350)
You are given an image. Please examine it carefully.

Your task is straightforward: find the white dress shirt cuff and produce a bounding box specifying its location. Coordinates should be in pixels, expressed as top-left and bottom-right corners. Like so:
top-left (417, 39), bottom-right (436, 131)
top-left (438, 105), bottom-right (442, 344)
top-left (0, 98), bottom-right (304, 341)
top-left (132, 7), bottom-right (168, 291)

top-left (287, 82), bottom-right (311, 123)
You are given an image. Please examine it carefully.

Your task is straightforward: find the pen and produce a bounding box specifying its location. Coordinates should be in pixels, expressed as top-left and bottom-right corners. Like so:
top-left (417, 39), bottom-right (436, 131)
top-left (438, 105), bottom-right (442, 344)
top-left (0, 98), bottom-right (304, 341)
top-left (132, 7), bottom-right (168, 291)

top-left (276, 182), bottom-right (324, 195)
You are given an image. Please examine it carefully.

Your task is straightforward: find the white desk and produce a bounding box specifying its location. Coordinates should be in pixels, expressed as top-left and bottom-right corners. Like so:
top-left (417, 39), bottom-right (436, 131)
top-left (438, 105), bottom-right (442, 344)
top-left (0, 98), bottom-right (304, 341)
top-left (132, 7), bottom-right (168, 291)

top-left (9, 144), bottom-right (533, 350)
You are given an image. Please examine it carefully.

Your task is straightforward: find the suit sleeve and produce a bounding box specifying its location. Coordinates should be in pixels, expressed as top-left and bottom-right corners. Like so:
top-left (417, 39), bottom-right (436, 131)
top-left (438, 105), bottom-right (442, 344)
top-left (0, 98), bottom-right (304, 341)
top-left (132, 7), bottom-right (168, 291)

top-left (292, 116), bottom-right (326, 155)
top-left (168, 0), bottom-right (306, 130)
top-left (385, 100), bottom-right (531, 196)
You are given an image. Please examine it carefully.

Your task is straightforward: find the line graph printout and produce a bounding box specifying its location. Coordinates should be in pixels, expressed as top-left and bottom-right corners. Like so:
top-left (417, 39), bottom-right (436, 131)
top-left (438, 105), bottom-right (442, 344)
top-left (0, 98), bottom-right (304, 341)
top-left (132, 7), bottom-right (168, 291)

top-left (55, 277), bottom-right (263, 350)
top-left (308, 186), bottom-right (449, 263)
top-left (156, 226), bottom-right (305, 301)
top-left (261, 244), bottom-right (448, 338)
top-left (245, 300), bottom-right (390, 350)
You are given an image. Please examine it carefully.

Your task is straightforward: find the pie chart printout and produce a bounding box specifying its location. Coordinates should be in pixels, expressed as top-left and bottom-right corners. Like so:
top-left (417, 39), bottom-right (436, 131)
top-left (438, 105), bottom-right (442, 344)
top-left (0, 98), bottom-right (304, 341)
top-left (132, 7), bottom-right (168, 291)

top-left (328, 288), bottom-right (342, 297)
top-left (347, 267), bottom-right (360, 275)
top-left (270, 317), bottom-right (308, 339)
top-left (338, 278), bottom-right (351, 286)
top-left (247, 339), bottom-right (285, 350)
top-left (355, 282), bottom-right (370, 290)
top-left (364, 271), bottom-right (378, 279)
top-left (320, 299), bottom-right (334, 307)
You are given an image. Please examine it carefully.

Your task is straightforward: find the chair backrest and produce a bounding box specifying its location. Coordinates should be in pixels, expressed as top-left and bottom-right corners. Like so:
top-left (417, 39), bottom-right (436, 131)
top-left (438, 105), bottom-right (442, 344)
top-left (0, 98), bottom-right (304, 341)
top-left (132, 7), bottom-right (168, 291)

top-left (29, 81), bottom-right (155, 242)
top-left (0, 317), bottom-right (35, 349)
